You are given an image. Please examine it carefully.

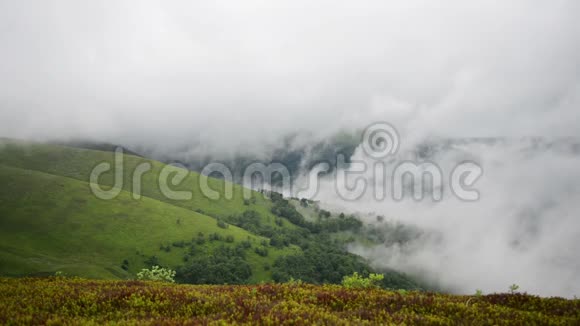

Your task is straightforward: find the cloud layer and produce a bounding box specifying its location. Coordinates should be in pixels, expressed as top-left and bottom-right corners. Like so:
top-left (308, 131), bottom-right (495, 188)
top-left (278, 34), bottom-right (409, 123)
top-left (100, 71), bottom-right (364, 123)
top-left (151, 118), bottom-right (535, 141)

top-left (1, 0), bottom-right (579, 154)
top-left (309, 139), bottom-right (580, 297)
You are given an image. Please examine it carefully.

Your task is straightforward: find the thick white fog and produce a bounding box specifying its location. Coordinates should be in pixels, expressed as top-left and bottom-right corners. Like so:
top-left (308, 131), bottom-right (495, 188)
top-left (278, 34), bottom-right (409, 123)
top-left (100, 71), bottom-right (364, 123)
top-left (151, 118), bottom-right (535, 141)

top-left (1, 0), bottom-right (580, 296)
top-left (1, 1), bottom-right (579, 151)
top-left (308, 139), bottom-right (580, 297)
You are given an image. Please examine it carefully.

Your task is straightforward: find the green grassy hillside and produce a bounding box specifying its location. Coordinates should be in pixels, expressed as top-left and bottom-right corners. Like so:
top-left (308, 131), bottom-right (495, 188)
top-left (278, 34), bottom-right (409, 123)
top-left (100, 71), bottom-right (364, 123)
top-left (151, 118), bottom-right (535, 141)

top-left (0, 141), bottom-right (300, 281)
top-left (0, 164), bottom-right (296, 281)
top-left (0, 140), bottom-right (289, 230)
top-left (0, 140), bottom-right (420, 289)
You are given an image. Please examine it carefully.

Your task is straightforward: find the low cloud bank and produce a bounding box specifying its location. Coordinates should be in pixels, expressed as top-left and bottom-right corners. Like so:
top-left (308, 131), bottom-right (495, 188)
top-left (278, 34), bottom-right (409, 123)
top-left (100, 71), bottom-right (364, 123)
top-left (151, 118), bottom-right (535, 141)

top-left (309, 138), bottom-right (580, 297)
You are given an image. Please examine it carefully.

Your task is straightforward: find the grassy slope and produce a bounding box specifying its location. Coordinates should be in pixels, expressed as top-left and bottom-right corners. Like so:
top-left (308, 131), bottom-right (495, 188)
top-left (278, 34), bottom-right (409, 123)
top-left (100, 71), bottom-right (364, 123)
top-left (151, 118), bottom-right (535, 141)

top-left (1, 278), bottom-right (579, 325)
top-left (0, 141), bottom-right (292, 230)
top-left (0, 141), bottom-right (299, 281)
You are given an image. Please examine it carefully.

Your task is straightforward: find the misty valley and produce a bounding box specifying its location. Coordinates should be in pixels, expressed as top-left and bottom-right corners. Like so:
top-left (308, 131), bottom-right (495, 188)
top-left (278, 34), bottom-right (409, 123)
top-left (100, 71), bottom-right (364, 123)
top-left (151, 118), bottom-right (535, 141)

top-left (1, 1), bottom-right (580, 324)
top-left (1, 136), bottom-right (579, 323)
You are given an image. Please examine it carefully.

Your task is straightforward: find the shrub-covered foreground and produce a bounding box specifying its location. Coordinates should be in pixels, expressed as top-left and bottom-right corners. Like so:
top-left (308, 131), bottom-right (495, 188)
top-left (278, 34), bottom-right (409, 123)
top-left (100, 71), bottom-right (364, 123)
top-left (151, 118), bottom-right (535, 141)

top-left (0, 278), bottom-right (579, 325)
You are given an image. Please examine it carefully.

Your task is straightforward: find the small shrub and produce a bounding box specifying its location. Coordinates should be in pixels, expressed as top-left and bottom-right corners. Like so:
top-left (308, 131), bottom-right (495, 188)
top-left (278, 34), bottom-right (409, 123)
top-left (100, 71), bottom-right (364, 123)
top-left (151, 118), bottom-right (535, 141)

top-left (341, 272), bottom-right (384, 289)
top-left (144, 256), bottom-right (160, 267)
top-left (240, 240), bottom-right (252, 249)
top-left (209, 233), bottom-right (223, 242)
top-left (195, 233), bottom-right (205, 245)
top-left (217, 220), bottom-right (228, 229)
top-left (509, 284), bottom-right (520, 294)
top-left (136, 266), bottom-right (176, 283)
top-left (254, 246), bottom-right (269, 257)
top-left (318, 210), bottom-right (331, 219)
top-left (121, 259), bottom-right (130, 271)
top-left (286, 277), bottom-right (304, 286)
top-left (172, 241), bottom-right (185, 248)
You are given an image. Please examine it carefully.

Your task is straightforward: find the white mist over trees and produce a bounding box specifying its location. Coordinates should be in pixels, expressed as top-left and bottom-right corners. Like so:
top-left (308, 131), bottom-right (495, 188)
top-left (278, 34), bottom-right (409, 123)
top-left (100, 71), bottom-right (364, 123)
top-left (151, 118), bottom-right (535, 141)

top-left (309, 139), bottom-right (580, 297)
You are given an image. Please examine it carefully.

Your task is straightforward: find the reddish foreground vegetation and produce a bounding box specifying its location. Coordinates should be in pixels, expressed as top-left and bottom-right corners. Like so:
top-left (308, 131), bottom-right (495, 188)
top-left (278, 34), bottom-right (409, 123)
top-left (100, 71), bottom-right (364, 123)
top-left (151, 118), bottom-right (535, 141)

top-left (0, 277), bottom-right (579, 325)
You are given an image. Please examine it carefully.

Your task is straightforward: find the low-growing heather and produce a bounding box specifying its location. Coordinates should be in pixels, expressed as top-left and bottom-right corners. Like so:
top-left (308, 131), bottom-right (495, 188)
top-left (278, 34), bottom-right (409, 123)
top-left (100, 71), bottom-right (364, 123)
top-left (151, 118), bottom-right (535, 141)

top-left (0, 277), bottom-right (579, 325)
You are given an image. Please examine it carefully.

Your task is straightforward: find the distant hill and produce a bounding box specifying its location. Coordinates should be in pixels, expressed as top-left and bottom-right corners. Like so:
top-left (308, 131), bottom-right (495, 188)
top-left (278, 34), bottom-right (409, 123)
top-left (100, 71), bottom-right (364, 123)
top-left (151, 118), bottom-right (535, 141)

top-left (52, 139), bottom-right (144, 157)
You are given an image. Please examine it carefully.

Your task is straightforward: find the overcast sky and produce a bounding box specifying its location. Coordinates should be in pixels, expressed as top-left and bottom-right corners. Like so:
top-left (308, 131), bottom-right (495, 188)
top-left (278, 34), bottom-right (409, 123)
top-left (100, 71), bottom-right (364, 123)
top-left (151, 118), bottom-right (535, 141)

top-left (1, 0), bottom-right (579, 155)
